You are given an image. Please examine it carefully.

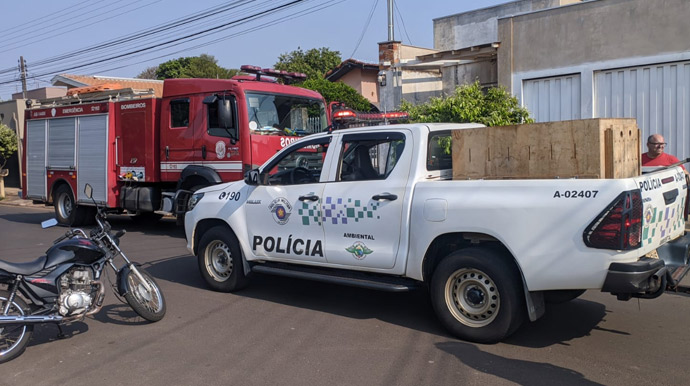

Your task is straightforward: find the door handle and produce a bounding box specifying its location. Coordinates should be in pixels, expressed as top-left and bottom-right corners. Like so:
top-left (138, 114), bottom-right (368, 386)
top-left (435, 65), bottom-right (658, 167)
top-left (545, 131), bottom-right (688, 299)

top-left (165, 146), bottom-right (170, 160)
top-left (299, 194), bottom-right (320, 202)
top-left (663, 189), bottom-right (679, 205)
top-left (372, 193), bottom-right (397, 201)
top-left (201, 145), bottom-right (207, 159)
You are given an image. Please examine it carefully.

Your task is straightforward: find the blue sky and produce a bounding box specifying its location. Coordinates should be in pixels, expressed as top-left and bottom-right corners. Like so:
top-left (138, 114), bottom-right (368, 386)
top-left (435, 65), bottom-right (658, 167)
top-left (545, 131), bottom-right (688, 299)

top-left (0, 0), bottom-right (507, 100)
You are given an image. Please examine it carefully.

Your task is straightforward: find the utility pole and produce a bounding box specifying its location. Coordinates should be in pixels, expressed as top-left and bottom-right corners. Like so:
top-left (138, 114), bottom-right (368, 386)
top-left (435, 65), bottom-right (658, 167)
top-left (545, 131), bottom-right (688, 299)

top-left (18, 56), bottom-right (27, 99)
top-left (387, 0), bottom-right (394, 41)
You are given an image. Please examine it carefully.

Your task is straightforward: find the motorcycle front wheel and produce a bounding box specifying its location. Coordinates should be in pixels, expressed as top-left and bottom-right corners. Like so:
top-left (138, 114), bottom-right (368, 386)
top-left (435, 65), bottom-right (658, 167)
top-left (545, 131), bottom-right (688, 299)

top-left (0, 290), bottom-right (33, 364)
top-left (124, 268), bottom-right (166, 322)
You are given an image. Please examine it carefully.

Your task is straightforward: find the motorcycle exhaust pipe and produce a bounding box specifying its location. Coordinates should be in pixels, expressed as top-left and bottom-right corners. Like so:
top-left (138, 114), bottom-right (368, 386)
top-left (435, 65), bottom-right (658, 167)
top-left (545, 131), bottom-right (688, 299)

top-left (0, 315), bottom-right (63, 325)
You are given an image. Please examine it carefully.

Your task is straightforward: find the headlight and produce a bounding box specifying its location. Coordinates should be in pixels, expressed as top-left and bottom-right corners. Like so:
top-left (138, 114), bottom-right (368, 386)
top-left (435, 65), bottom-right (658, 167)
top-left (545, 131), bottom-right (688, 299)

top-left (187, 192), bottom-right (205, 212)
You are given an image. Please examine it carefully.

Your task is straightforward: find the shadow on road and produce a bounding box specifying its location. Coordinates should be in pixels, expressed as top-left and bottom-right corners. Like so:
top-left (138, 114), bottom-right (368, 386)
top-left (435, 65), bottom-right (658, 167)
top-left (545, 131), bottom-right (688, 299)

top-left (142, 254), bottom-right (207, 289)
top-left (90, 303), bottom-right (153, 326)
top-left (437, 341), bottom-right (605, 386)
top-left (26, 321), bottom-right (89, 348)
top-left (0, 210), bottom-right (185, 239)
top-left (505, 297), bottom-right (610, 348)
top-left (0, 211), bottom-right (54, 225)
top-left (144, 256), bottom-right (614, 346)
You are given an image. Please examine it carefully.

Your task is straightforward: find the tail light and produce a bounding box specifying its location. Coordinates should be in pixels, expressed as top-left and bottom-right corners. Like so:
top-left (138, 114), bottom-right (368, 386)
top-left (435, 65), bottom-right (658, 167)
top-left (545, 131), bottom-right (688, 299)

top-left (583, 189), bottom-right (642, 250)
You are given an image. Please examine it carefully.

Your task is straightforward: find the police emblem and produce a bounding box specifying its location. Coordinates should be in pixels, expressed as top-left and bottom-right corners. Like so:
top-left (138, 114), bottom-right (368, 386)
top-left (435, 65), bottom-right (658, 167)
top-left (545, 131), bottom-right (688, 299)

top-left (345, 241), bottom-right (373, 260)
top-left (269, 197), bottom-right (292, 225)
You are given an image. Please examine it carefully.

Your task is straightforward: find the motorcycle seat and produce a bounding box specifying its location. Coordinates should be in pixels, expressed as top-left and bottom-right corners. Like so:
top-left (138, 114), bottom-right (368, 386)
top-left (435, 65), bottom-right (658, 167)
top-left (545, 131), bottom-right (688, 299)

top-left (0, 255), bottom-right (47, 275)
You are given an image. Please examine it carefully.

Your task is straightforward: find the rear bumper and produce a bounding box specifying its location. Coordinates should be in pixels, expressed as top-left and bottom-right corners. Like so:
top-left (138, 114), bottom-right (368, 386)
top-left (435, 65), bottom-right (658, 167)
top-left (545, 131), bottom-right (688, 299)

top-left (602, 257), bottom-right (667, 300)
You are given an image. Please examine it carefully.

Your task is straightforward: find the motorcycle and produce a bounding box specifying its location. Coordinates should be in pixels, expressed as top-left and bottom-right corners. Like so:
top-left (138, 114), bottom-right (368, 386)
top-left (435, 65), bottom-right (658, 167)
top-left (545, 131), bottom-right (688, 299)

top-left (0, 184), bottom-right (166, 363)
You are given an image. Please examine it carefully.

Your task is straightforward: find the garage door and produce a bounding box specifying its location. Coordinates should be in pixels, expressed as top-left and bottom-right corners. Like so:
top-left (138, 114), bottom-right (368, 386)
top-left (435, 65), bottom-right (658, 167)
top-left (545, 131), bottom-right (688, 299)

top-left (594, 61), bottom-right (690, 159)
top-left (523, 74), bottom-right (581, 122)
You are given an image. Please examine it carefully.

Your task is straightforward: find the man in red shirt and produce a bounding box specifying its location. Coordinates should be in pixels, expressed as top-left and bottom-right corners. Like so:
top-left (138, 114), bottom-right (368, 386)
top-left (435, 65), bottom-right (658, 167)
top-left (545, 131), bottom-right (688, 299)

top-left (642, 134), bottom-right (686, 171)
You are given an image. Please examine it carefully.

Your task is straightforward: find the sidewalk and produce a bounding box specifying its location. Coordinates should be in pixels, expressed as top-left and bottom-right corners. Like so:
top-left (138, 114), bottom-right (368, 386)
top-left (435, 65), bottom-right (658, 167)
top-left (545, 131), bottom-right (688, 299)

top-left (0, 187), bottom-right (43, 207)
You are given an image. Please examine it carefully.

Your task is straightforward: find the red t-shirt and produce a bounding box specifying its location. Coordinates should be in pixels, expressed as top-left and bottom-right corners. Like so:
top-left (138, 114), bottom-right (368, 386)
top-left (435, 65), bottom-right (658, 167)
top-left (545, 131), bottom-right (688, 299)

top-left (642, 152), bottom-right (685, 170)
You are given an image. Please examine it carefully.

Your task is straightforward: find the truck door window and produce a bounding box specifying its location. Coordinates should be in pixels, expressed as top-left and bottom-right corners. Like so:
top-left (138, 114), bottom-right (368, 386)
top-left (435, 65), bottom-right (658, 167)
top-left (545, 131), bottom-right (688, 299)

top-left (339, 136), bottom-right (405, 181)
top-left (427, 131), bottom-right (452, 171)
top-left (262, 137), bottom-right (330, 185)
top-left (170, 99), bottom-right (189, 128)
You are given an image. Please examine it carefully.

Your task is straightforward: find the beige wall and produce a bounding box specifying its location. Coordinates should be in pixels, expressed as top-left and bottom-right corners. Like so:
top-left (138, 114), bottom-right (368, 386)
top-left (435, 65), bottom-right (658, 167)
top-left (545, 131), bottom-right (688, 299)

top-left (434, 0), bottom-right (582, 51)
top-left (498, 0), bottom-right (690, 89)
top-left (12, 87), bottom-right (66, 100)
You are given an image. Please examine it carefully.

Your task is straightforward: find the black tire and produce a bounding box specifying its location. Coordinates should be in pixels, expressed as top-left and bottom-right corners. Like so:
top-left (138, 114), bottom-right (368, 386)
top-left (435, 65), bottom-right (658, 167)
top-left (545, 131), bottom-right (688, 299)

top-left (544, 289), bottom-right (586, 304)
top-left (197, 226), bottom-right (250, 292)
top-left (53, 184), bottom-right (88, 226)
top-left (124, 268), bottom-right (166, 322)
top-left (430, 248), bottom-right (525, 343)
top-left (0, 291), bottom-right (33, 364)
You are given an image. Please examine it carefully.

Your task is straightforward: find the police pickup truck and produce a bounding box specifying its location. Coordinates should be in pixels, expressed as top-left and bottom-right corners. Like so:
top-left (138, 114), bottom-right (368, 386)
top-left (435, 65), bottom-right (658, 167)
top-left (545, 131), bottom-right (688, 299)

top-left (184, 123), bottom-right (689, 343)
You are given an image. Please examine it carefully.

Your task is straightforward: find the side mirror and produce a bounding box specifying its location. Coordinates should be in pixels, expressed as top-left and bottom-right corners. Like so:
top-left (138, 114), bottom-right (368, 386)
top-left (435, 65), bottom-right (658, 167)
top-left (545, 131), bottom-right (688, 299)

top-left (244, 169), bottom-right (261, 186)
top-left (84, 184), bottom-right (93, 199)
top-left (217, 98), bottom-right (237, 140)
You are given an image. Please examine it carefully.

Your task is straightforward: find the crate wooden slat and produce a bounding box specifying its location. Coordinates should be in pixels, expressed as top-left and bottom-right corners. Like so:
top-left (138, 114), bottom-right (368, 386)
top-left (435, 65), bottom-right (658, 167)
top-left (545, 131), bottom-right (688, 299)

top-left (452, 118), bottom-right (640, 179)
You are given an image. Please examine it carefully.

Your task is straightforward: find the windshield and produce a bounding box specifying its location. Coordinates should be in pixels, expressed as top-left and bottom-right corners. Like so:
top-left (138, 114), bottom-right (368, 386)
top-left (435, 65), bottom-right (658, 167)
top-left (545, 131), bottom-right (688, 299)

top-left (245, 92), bottom-right (327, 136)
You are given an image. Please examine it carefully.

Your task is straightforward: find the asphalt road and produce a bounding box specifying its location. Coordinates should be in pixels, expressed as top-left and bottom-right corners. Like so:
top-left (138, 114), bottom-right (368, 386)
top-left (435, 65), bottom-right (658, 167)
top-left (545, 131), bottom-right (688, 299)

top-left (1, 204), bottom-right (689, 386)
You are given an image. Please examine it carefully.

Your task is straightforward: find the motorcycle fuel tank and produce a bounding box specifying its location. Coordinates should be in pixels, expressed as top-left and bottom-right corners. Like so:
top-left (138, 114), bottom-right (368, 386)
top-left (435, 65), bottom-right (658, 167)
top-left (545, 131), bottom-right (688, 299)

top-left (45, 238), bottom-right (105, 267)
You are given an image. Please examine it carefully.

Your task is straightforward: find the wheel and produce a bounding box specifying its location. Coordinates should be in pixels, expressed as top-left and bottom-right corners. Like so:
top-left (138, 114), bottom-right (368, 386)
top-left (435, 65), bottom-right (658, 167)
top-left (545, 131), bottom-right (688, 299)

top-left (53, 184), bottom-right (88, 226)
top-left (131, 212), bottom-right (164, 225)
top-left (124, 268), bottom-right (166, 322)
top-left (544, 289), bottom-right (586, 304)
top-left (0, 291), bottom-right (33, 364)
top-left (197, 226), bottom-right (250, 292)
top-left (430, 248), bottom-right (525, 343)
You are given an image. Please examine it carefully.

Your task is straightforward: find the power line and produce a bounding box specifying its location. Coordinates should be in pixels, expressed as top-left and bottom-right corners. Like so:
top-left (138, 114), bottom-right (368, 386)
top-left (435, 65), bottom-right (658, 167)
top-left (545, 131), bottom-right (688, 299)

top-left (349, 0), bottom-right (380, 59)
top-left (0, 0), bottom-right (312, 86)
top-left (394, 1), bottom-right (412, 45)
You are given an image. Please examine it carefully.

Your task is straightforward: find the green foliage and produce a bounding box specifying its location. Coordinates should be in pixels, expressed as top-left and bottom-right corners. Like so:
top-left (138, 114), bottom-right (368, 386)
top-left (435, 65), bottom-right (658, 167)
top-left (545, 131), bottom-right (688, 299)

top-left (400, 81), bottom-right (532, 126)
top-left (274, 47), bottom-right (342, 80)
top-left (400, 81), bottom-right (533, 154)
top-left (156, 54), bottom-right (239, 79)
top-left (300, 78), bottom-right (371, 112)
top-left (0, 124), bottom-right (18, 170)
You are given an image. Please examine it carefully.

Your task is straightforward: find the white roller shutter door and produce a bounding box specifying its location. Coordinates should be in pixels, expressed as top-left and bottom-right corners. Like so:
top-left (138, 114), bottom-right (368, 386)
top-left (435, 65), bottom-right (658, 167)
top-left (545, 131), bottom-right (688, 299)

top-left (523, 74), bottom-right (581, 122)
top-left (77, 115), bottom-right (108, 203)
top-left (594, 61), bottom-right (690, 159)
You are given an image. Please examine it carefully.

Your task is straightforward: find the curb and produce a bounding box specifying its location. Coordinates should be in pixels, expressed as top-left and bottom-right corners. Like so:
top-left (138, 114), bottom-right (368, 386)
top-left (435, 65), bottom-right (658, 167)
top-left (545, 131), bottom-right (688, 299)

top-left (0, 187), bottom-right (45, 208)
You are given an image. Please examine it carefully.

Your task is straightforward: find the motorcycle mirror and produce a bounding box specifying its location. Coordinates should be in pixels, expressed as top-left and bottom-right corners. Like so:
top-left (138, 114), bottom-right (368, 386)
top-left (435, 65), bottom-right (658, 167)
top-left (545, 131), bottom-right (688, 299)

top-left (41, 218), bottom-right (58, 228)
top-left (84, 184), bottom-right (93, 199)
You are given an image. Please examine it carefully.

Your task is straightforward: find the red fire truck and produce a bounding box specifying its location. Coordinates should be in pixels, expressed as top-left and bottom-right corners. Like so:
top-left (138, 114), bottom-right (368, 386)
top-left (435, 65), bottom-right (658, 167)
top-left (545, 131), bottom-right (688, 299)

top-left (22, 66), bottom-right (329, 226)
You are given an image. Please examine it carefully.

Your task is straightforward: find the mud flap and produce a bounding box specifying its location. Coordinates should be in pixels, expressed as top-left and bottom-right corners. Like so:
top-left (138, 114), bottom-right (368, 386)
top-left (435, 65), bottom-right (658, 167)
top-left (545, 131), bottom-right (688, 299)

top-left (116, 264), bottom-right (138, 296)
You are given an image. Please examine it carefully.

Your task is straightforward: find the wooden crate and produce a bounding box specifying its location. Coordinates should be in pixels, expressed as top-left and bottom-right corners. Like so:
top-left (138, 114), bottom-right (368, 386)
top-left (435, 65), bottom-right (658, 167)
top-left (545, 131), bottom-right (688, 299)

top-left (451, 118), bottom-right (640, 179)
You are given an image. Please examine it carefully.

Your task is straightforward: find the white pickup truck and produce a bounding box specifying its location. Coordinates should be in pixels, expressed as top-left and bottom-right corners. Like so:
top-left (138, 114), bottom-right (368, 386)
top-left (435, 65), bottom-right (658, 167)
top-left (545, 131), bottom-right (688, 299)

top-left (184, 123), bottom-right (689, 342)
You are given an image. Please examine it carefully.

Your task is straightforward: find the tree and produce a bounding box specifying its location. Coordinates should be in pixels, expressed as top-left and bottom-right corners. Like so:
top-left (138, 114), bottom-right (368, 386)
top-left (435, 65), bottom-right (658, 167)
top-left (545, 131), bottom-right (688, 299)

top-left (0, 124), bottom-right (18, 171)
top-left (400, 81), bottom-right (532, 126)
top-left (274, 47), bottom-right (342, 80)
top-left (156, 54), bottom-right (239, 79)
top-left (300, 78), bottom-right (372, 112)
top-left (136, 66), bottom-right (159, 79)
top-left (400, 81), bottom-right (533, 153)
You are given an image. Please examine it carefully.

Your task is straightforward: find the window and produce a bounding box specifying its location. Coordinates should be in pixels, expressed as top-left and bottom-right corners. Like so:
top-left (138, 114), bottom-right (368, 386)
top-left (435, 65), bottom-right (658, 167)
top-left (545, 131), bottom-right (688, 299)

top-left (262, 137), bottom-right (331, 185)
top-left (339, 134), bottom-right (405, 181)
top-left (170, 99), bottom-right (189, 128)
top-left (246, 92), bottom-right (327, 135)
top-left (427, 131), bottom-right (452, 171)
